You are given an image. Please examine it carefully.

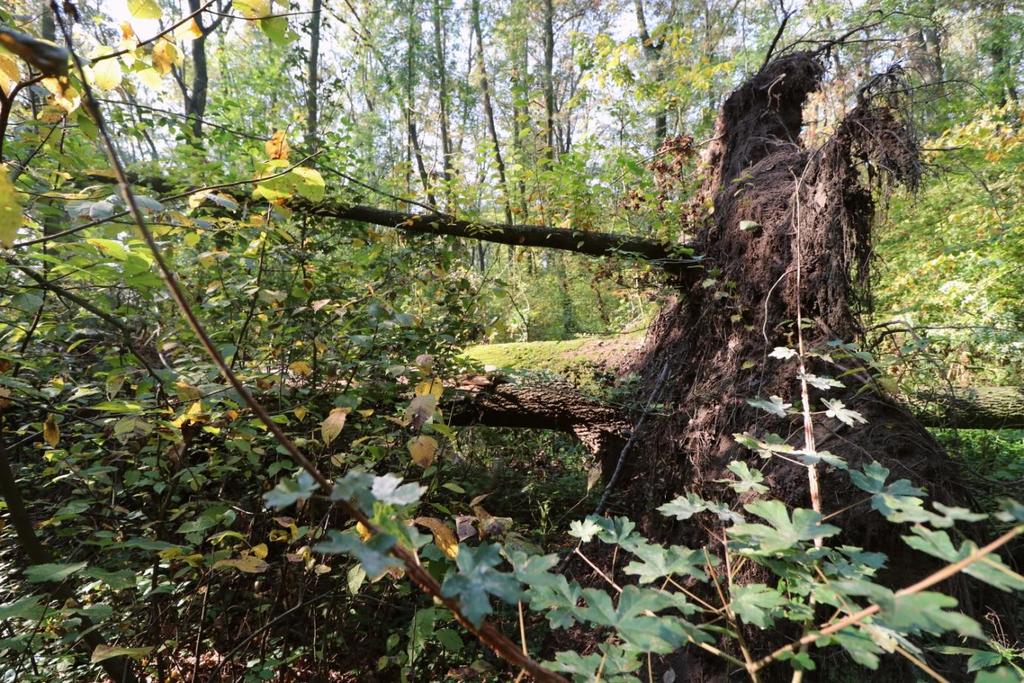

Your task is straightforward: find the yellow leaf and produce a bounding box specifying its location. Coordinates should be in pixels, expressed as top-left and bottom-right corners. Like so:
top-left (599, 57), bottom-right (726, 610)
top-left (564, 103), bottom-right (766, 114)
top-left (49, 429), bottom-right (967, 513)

top-left (41, 78), bottom-right (79, 113)
top-left (136, 67), bottom-right (162, 89)
top-left (128, 0), bottom-right (163, 19)
top-left (43, 414), bottom-right (59, 447)
top-left (414, 378), bottom-right (443, 400)
top-left (355, 522), bottom-right (372, 541)
top-left (251, 543), bottom-right (269, 559)
top-left (0, 164), bottom-right (22, 247)
top-left (213, 556), bottom-right (269, 573)
top-left (408, 435), bottom-right (437, 468)
top-left (321, 407), bottom-right (349, 446)
top-left (91, 49), bottom-right (122, 91)
top-left (0, 54), bottom-right (20, 96)
top-left (294, 406), bottom-right (307, 420)
top-left (151, 39), bottom-right (179, 75)
top-left (233, 0), bottom-right (272, 19)
top-left (288, 360), bottom-right (312, 376)
top-left (175, 18), bottom-right (204, 41)
top-left (413, 517), bottom-right (459, 558)
top-left (265, 130), bottom-right (290, 161)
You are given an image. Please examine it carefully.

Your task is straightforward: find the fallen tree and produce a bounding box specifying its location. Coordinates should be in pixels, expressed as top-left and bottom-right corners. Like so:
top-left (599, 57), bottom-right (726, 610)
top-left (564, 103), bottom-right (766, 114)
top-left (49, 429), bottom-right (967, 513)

top-left (460, 339), bottom-right (1024, 431)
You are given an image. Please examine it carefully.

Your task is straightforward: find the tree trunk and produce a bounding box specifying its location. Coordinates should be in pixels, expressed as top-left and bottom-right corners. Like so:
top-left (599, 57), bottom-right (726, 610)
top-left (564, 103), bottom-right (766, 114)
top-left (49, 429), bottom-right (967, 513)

top-left (470, 0), bottom-right (514, 227)
top-left (186, 0), bottom-right (209, 138)
top-left (305, 0), bottom-right (322, 148)
top-left (431, 0), bottom-right (455, 209)
top-left (542, 0), bottom-right (556, 162)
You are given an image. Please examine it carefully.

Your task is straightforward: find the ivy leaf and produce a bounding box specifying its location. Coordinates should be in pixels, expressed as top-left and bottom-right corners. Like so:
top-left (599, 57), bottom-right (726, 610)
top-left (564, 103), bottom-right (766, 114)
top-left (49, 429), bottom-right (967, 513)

top-left (903, 527), bottom-right (1024, 592)
top-left (549, 643), bottom-right (643, 681)
top-left (568, 517), bottom-right (603, 543)
top-left (818, 628), bottom-right (883, 669)
top-left (729, 583), bottom-right (784, 628)
top-left (747, 395), bottom-right (791, 417)
top-left (658, 492), bottom-right (708, 521)
top-left (370, 474), bottom-right (425, 506)
top-left (263, 470), bottom-right (319, 509)
top-left (769, 346), bottom-right (797, 360)
top-left (511, 552), bottom-right (582, 629)
top-left (329, 469), bottom-right (375, 512)
top-left (624, 542), bottom-right (707, 583)
top-left (879, 592), bottom-right (982, 639)
top-left (822, 398), bottom-right (867, 426)
top-left (576, 586), bottom-right (709, 652)
top-left (441, 543), bottom-right (521, 627)
top-left (799, 373), bottom-right (844, 391)
top-left (717, 461), bottom-right (768, 494)
top-left (731, 500), bottom-right (839, 554)
top-left (25, 561), bottom-right (88, 583)
top-left (594, 516), bottom-right (639, 547)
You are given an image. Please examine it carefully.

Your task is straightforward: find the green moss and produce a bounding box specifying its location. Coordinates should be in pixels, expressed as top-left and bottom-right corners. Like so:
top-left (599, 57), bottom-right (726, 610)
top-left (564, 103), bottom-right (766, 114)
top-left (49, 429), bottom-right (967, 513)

top-left (461, 333), bottom-right (645, 397)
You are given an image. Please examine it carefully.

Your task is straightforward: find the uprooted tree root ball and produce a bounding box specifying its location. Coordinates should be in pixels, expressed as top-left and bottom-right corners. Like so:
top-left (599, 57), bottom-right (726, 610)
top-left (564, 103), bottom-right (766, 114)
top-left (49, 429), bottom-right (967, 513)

top-left (597, 52), bottom-right (1008, 681)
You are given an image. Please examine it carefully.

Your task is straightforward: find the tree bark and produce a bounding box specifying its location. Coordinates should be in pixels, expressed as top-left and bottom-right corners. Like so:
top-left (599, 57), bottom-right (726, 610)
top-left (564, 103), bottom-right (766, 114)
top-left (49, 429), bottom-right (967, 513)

top-left (303, 201), bottom-right (694, 267)
top-left (470, 0), bottom-right (514, 227)
top-left (914, 386), bottom-right (1024, 430)
top-left (431, 0), bottom-right (454, 209)
top-left (186, 0), bottom-right (209, 138)
top-left (305, 0), bottom-right (323, 148)
top-left (542, 0), bottom-right (556, 162)
top-left (447, 376), bottom-right (630, 471)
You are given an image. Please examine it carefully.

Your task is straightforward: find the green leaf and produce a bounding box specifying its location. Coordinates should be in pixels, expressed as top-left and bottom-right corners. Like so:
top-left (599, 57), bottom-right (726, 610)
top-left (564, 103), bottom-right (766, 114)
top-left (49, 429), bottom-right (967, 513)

top-left (730, 583), bottom-right (784, 628)
top-left (314, 530), bottom-right (399, 577)
top-left (24, 561), bottom-right (88, 583)
top-left (880, 592), bottom-right (983, 639)
top-left (440, 543), bottom-right (522, 627)
top-left (717, 461), bottom-right (768, 494)
top-left (746, 395), bottom-right (791, 417)
top-left (568, 517), bottom-right (602, 543)
top-left (259, 17), bottom-right (298, 46)
top-left (731, 500), bottom-right (839, 555)
top-left (822, 398), bottom-right (867, 426)
top-left (624, 542), bottom-right (707, 583)
top-left (967, 650), bottom-right (1005, 673)
top-left (263, 470), bottom-right (319, 509)
top-left (575, 586), bottom-right (708, 652)
top-left (658, 492), bottom-right (708, 521)
top-left (0, 595), bottom-right (46, 620)
top-left (975, 667), bottom-right (1021, 682)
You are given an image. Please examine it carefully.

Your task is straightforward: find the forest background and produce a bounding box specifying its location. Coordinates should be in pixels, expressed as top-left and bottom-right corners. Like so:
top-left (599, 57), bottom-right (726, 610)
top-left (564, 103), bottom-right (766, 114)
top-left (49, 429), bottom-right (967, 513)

top-left (0, 0), bottom-right (1023, 681)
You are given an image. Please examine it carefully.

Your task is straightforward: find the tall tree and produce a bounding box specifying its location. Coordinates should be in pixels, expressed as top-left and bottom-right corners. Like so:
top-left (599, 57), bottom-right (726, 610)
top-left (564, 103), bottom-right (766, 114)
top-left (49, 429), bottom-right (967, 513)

top-left (470, 0), bottom-right (514, 226)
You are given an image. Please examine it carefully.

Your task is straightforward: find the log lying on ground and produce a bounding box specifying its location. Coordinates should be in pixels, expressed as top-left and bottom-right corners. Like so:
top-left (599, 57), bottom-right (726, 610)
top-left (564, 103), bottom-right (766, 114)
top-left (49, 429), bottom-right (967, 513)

top-left (446, 375), bottom-right (631, 470)
top-left (463, 339), bottom-right (1024, 431)
top-left (913, 386), bottom-right (1024, 430)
